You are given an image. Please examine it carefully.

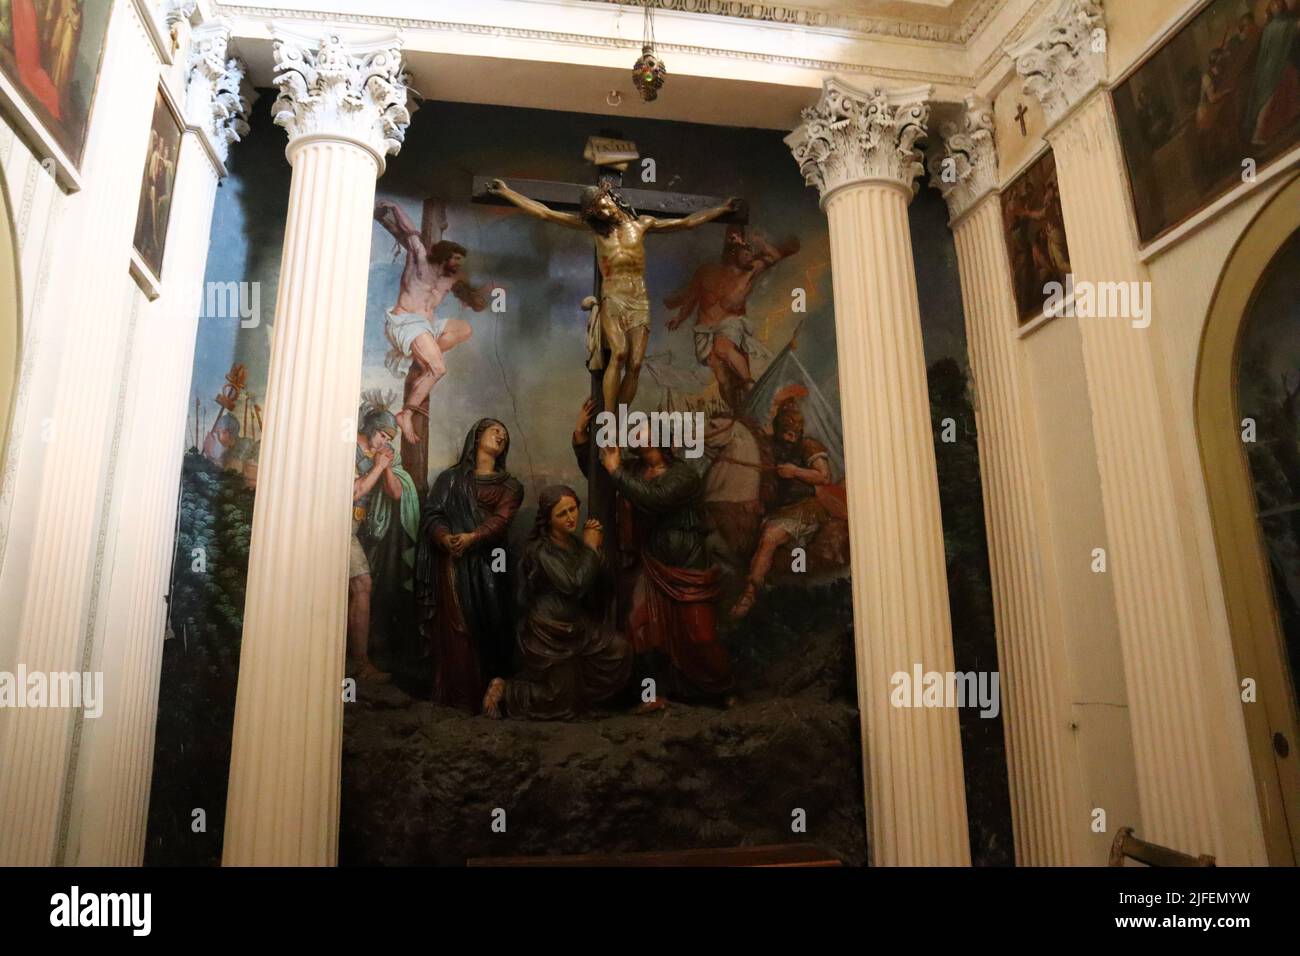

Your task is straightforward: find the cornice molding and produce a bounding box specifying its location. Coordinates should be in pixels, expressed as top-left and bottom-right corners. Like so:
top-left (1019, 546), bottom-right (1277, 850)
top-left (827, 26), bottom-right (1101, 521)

top-left (215, 4), bottom-right (973, 85)
top-left (585, 0), bottom-right (1008, 45)
top-left (969, 0), bottom-right (1056, 85)
top-left (208, 0), bottom-right (1101, 96)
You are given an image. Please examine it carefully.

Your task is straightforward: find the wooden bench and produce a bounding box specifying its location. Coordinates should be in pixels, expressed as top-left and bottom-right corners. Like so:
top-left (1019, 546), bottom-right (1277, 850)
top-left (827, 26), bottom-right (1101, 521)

top-left (1108, 826), bottom-right (1216, 867)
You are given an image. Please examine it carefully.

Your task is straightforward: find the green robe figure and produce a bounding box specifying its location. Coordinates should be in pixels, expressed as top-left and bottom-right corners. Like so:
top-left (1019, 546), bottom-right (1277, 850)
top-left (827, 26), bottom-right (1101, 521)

top-left (350, 392), bottom-right (420, 683)
top-left (483, 485), bottom-right (633, 720)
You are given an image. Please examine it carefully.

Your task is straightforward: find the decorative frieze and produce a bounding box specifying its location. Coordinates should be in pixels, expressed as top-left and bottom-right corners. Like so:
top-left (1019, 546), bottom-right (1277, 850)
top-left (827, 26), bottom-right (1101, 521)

top-left (589, 0), bottom-right (1003, 44)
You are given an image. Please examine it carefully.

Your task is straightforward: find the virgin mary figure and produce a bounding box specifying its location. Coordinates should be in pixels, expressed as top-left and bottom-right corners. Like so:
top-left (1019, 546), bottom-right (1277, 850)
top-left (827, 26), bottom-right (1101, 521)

top-left (414, 419), bottom-right (524, 711)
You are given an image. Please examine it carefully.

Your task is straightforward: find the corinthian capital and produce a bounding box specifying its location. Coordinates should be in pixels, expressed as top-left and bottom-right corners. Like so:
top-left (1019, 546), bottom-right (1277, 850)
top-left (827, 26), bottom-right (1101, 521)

top-left (161, 0), bottom-right (197, 27)
top-left (1008, 0), bottom-right (1107, 128)
top-left (185, 20), bottom-right (254, 165)
top-left (928, 96), bottom-right (998, 223)
top-left (271, 31), bottom-right (414, 173)
top-left (785, 78), bottom-right (932, 204)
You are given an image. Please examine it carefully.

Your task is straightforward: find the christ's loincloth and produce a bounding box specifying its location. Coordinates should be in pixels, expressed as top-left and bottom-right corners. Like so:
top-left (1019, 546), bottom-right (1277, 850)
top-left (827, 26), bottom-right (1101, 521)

top-left (693, 313), bottom-right (773, 366)
top-left (601, 274), bottom-right (651, 332)
top-left (587, 274), bottom-right (650, 370)
top-left (384, 308), bottom-right (450, 377)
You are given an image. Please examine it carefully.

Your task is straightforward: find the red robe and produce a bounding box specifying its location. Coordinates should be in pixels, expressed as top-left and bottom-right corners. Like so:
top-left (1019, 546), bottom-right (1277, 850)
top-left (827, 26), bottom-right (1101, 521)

top-left (627, 552), bottom-right (731, 697)
top-left (12, 0), bottom-right (61, 119)
top-left (612, 462), bottom-right (733, 698)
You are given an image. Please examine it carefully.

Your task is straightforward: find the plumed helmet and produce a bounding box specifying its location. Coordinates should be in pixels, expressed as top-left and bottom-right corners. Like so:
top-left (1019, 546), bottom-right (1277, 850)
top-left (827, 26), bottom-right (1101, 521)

top-left (362, 408), bottom-right (398, 439)
top-left (358, 389), bottom-right (399, 439)
top-left (770, 383), bottom-right (808, 436)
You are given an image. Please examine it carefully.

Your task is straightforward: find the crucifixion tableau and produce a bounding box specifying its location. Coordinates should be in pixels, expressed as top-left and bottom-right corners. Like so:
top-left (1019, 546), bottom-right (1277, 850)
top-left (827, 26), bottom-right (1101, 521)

top-left (472, 135), bottom-right (747, 535)
top-left (486, 176), bottom-right (739, 411)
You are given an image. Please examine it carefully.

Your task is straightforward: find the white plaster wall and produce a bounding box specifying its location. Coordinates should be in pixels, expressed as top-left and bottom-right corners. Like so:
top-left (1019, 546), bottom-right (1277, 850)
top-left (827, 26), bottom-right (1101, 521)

top-left (0, 0), bottom-right (176, 864)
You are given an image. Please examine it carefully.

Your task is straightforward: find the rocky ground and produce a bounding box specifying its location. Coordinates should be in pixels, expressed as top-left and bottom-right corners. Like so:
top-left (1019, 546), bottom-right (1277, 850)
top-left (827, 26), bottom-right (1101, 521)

top-left (339, 579), bottom-right (870, 866)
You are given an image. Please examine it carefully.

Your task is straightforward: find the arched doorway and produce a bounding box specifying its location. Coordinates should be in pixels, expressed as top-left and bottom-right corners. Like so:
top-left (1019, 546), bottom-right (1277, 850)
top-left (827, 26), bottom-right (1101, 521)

top-left (1197, 172), bottom-right (1300, 866)
top-left (0, 167), bottom-right (20, 475)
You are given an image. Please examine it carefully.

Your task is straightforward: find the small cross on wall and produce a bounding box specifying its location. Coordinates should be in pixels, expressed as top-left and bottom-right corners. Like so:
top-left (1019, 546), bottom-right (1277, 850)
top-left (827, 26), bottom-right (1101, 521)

top-left (1014, 102), bottom-right (1029, 137)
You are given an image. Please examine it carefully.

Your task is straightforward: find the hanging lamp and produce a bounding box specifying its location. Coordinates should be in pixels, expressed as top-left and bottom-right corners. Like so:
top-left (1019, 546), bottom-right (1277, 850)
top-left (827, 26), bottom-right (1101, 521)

top-left (632, 2), bottom-right (667, 102)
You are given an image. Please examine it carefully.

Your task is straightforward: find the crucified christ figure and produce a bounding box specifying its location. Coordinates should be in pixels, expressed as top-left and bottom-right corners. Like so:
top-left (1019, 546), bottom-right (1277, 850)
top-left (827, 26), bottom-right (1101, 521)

top-left (488, 178), bottom-right (738, 411)
top-left (374, 199), bottom-right (493, 446)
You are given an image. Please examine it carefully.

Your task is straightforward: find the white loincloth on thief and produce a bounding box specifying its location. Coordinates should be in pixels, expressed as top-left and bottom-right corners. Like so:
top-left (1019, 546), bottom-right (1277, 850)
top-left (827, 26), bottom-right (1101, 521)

top-left (384, 308), bottom-right (450, 377)
top-left (693, 314), bottom-right (773, 366)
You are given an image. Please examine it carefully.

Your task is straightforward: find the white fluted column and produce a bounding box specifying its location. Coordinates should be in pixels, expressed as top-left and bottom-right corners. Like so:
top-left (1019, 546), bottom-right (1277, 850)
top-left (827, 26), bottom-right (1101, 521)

top-left (1011, 0), bottom-right (1264, 861)
top-left (787, 79), bottom-right (970, 866)
top-left (221, 32), bottom-right (411, 866)
top-left (930, 99), bottom-right (1081, 865)
top-left (65, 22), bottom-right (253, 866)
top-left (0, 0), bottom-right (167, 866)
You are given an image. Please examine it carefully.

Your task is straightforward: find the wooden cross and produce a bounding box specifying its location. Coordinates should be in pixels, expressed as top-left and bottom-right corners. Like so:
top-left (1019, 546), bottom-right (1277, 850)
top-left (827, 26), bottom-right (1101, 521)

top-left (470, 135), bottom-right (748, 547)
top-left (1014, 102), bottom-right (1029, 137)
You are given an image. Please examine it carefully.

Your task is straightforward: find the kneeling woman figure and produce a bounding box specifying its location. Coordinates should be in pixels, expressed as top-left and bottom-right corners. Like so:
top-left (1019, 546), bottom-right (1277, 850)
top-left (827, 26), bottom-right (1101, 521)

top-left (483, 485), bottom-right (633, 719)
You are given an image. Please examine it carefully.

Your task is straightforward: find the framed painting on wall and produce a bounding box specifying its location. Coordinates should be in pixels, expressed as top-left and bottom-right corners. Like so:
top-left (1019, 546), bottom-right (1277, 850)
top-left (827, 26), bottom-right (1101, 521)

top-left (129, 82), bottom-right (182, 298)
top-left (1000, 148), bottom-right (1072, 327)
top-left (0, 0), bottom-right (114, 187)
top-left (1112, 0), bottom-right (1300, 246)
